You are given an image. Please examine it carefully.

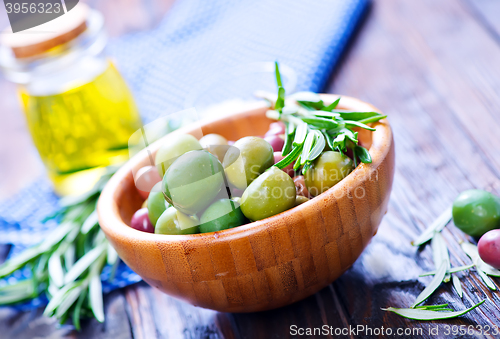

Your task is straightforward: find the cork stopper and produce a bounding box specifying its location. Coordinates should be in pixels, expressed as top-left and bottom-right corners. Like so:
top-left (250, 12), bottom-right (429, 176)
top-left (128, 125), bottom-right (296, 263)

top-left (1, 3), bottom-right (89, 59)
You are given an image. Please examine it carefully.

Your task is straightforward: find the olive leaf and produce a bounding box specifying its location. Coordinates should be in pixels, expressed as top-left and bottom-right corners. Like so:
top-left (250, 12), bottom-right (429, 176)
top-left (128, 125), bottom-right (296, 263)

top-left (419, 264), bottom-right (474, 277)
top-left (269, 62), bottom-right (386, 174)
top-left (431, 232), bottom-right (451, 282)
top-left (321, 98), bottom-right (340, 112)
top-left (382, 300), bottom-right (485, 320)
top-left (461, 241), bottom-right (500, 282)
top-left (64, 244), bottom-right (107, 285)
top-left (452, 275), bottom-right (463, 298)
top-left (412, 207), bottom-right (452, 246)
top-left (412, 262), bottom-right (447, 308)
top-left (355, 146), bottom-right (372, 164)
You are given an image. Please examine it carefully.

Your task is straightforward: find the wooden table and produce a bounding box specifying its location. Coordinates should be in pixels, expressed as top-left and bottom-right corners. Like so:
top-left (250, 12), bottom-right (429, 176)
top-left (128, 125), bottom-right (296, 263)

top-left (1, 0), bottom-right (500, 337)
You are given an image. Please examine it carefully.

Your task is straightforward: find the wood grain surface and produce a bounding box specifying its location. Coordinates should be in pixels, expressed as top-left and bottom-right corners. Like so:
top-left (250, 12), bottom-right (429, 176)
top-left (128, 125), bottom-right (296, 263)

top-left (1, 0), bottom-right (500, 338)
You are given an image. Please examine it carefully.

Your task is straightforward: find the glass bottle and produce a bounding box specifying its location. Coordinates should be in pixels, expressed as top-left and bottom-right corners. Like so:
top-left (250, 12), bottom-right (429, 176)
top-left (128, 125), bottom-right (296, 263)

top-left (0, 4), bottom-right (142, 195)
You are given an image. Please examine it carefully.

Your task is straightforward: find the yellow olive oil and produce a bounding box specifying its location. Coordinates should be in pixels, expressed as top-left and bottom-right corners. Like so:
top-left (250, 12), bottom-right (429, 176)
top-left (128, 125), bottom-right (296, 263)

top-left (19, 61), bottom-right (142, 195)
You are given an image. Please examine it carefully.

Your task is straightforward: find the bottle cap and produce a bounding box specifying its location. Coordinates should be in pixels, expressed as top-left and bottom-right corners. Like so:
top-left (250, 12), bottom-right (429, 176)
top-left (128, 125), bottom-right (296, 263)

top-left (1, 3), bottom-right (89, 59)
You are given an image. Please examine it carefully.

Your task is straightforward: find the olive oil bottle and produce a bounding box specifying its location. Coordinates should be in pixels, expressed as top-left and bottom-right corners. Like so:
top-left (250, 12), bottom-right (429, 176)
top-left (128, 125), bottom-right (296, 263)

top-left (0, 4), bottom-right (143, 195)
top-left (19, 62), bottom-right (142, 195)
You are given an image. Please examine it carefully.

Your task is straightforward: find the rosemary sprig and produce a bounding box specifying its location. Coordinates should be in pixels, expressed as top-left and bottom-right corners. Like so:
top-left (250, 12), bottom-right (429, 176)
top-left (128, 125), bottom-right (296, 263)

top-left (0, 166), bottom-right (120, 327)
top-left (385, 204), bottom-right (499, 320)
top-left (383, 300), bottom-right (485, 320)
top-left (265, 62), bottom-right (387, 174)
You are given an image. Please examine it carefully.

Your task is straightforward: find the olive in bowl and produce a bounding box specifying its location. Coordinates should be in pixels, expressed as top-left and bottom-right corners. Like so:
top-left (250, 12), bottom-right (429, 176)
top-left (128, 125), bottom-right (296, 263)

top-left (97, 95), bottom-right (394, 313)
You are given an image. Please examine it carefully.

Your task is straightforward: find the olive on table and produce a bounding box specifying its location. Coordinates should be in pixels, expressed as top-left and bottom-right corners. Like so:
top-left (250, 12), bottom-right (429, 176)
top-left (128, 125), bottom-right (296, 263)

top-left (199, 133), bottom-right (228, 162)
top-left (452, 189), bottom-right (500, 237)
top-left (163, 150), bottom-right (224, 215)
top-left (240, 166), bottom-right (296, 221)
top-left (478, 230), bottom-right (500, 269)
top-left (155, 207), bottom-right (200, 235)
top-left (265, 135), bottom-right (285, 153)
top-left (147, 182), bottom-right (169, 226)
top-left (265, 121), bottom-right (286, 136)
top-left (155, 134), bottom-right (202, 176)
top-left (304, 151), bottom-right (353, 196)
top-left (199, 198), bottom-right (247, 233)
top-left (131, 208), bottom-right (155, 233)
top-left (223, 136), bottom-right (274, 190)
top-left (135, 165), bottom-right (162, 199)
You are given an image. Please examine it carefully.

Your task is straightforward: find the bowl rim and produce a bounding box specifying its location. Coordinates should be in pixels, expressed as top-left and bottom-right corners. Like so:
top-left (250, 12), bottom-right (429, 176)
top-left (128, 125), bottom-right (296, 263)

top-left (97, 94), bottom-right (392, 243)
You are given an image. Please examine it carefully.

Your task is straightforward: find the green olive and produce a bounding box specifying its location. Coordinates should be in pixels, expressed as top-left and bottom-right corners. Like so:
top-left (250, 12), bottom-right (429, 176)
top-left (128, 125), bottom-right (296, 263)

top-left (163, 150), bottom-right (224, 215)
top-left (295, 195), bottom-right (310, 206)
top-left (240, 166), bottom-right (296, 221)
top-left (155, 207), bottom-right (200, 235)
top-left (155, 134), bottom-right (202, 176)
top-left (452, 189), bottom-right (500, 237)
top-left (199, 133), bottom-right (228, 161)
top-left (199, 199), bottom-right (247, 233)
top-left (304, 151), bottom-right (353, 196)
top-left (223, 136), bottom-right (274, 190)
top-left (147, 182), bottom-right (169, 226)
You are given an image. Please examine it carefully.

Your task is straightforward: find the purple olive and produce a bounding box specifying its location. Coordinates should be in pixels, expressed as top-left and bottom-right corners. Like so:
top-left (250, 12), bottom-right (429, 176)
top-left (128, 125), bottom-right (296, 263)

top-left (265, 135), bottom-right (285, 152)
top-left (131, 208), bottom-right (155, 233)
top-left (478, 229), bottom-right (500, 269)
top-left (265, 121), bottom-right (286, 137)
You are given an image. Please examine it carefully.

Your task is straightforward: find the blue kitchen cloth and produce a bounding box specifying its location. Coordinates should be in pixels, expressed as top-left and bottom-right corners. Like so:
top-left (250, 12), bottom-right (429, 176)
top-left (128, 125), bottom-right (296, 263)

top-left (0, 0), bottom-right (369, 310)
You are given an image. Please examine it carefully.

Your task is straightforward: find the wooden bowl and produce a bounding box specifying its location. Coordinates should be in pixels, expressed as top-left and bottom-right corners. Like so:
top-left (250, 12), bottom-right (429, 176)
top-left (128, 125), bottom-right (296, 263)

top-left (97, 94), bottom-right (395, 313)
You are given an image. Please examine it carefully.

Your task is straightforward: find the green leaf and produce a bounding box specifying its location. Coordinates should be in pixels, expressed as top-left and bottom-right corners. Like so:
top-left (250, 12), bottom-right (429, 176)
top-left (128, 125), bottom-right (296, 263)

top-left (452, 275), bottom-right (463, 298)
top-left (358, 115), bottom-right (387, 124)
top-left (477, 269), bottom-right (497, 290)
top-left (293, 123), bottom-right (308, 145)
top-left (355, 145), bottom-right (372, 164)
top-left (323, 131), bottom-right (335, 150)
top-left (334, 111), bottom-right (383, 121)
top-left (301, 117), bottom-right (339, 129)
top-left (300, 132), bottom-right (315, 166)
top-left (0, 246), bottom-right (44, 278)
top-left (73, 288), bottom-right (87, 331)
top-left (293, 154), bottom-right (302, 171)
top-left (282, 122), bottom-right (295, 156)
top-left (322, 98), bottom-right (341, 112)
top-left (382, 300), bottom-right (485, 320)
top-left (55, 285), bottom-right (84, 319)
top-left (275, 61), bottom-right (283, 87)
top-left (63, 244), bottom-right (75, 271)
top-left (274, 145), bottom-right (302, 170)
top-left (431, 232), bottom-right (451, 282)
top-left (48, 252), bottom-right (65, 288)
top-left (275, 87), bottom-right (285, 111)
top-left (313, 111), bottom-right (341, 119)
top-left (344, 120), bottom-right (376, 131)
top-left (44, 281), bottom-right (81, 316)
top-left (419, 264), bottom-right (475, 277)
top-left (106, 243), bottom-right (118, 266)
top-left (461, 241), bottom-right (500, 277)
top-left (307, 131), bottom-right (325, 162)
top-left (64, 244), bottom-right (106, 285)
top-left (89, 274), bottom-right (105, 322)
top-left (412, 262), bottom-right (447, 308)
top-left (81, 210), bottom-right (98, 235)
top-left (415, 303), bottom-right (449, 310)
top-left (412, 207), bottom-right (452, 246)
top-left (0, 279), bottom-right (37, 305)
